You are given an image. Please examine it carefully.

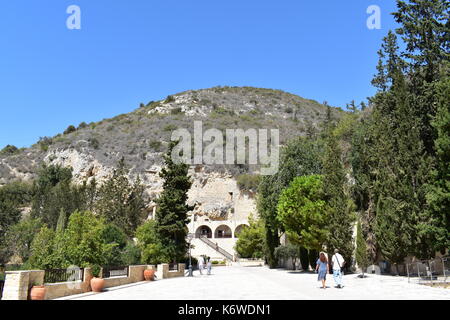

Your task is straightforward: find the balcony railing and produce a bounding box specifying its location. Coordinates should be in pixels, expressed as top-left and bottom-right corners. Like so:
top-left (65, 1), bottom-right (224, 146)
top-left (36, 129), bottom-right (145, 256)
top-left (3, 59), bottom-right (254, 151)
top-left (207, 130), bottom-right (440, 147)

top-left (102, 266), bottom-right (129, 278)
top-left (44, 268), bottom-right (84, 284)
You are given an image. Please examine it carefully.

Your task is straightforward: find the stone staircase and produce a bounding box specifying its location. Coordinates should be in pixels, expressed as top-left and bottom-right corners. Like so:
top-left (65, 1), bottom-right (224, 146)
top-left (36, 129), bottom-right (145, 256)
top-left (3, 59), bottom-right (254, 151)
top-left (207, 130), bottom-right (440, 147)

top-left (199, 236), bottom-right (235, 261)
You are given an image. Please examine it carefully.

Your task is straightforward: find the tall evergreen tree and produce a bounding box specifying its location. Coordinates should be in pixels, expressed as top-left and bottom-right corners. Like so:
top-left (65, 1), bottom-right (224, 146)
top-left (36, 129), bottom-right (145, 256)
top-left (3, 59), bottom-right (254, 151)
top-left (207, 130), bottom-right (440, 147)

top-left (322, 124), bottom-right (356, 267)
top-left (155, 141), bottom-right (193, 263)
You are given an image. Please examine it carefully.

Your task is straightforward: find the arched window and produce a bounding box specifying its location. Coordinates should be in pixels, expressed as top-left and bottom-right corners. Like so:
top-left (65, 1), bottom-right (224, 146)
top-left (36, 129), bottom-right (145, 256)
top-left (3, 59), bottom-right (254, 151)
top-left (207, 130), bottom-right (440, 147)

top-left (195, 225), bottom-right (212, 238)
top-left (234, 224), bottom-right (249, 238)
top-left (214, 225), bottom-right (232, 238)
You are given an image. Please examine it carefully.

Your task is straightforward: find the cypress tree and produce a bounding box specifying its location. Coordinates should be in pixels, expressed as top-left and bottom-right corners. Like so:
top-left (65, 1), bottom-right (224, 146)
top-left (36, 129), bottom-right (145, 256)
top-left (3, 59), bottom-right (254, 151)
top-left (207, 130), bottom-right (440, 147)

top-left (322, 125), bottom-right (356, 268)
top-left (155, 141), bottom-right (193, 263)
top-left (355, 220), bottom-right (369, 277)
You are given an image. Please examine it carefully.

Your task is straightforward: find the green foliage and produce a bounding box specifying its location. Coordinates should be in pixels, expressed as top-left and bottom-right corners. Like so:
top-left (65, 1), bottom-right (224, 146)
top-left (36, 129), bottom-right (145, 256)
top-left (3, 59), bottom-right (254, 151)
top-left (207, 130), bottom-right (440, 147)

top-left (63, 125), bottom-right (77, 135)
top-left (427, 77), bottom-right (450, 252)
top-left (119, 242), bottom-right (141, 266)
top-left (236, 174), bottom-right (260, 192)
top-left (163, 124), bottom-right (177, 132)
top-left (38, 137), bottom-right (53, 151)
top-left (136, 220), bottom-right (170, 265)
top-left (91, 264), bottom-right (101, 278)
top-left (322, 124), bottom-right (356, 264)
top-left (95, 159), bottom-right (146, 238)
top-left (277, 175), bottom-right (329, 251)
top-left (149, 140), bottom-right (163, 151)
top-left (165, 95), bottom-right (175, 103)
top-left (257, 137), bottom-right (323, 268)
top-left (101, 223), bottom-right (127, 266)
top-left (88, 137), bottom-right (100, 149)
top-left (5, 217), bottom-right (43, 263)
top-left (274, 244), bottom-right (300, 270)
top-left (78, 122), bottom-right (88, 129)
top-left (154, 141), bottom-right (193, 263)
top-left (0, 145), bottom-right (19, 156)
top-left (28, 226), bottom-right (57, 269)
top-left (0, 182), bottom-right (33, 264)
top-left (356, 220), bottom-right (369, 274)
top-left (234, 215), bottom-right (265, 259)
top-left (31, 165), bottom-right (96, 229)
top-left (59, 211), bottom-right (115, 268)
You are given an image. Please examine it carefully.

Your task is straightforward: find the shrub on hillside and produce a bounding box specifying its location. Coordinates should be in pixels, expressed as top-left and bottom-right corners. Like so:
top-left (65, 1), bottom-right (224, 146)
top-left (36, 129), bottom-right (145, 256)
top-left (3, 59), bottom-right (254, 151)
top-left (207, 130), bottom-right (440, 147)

top-left (0, 145), bottom-right (19, 156)
top-left (63, 125), bottom-right (77, 135)
top-left (236, 174), bottom-right (261, 192)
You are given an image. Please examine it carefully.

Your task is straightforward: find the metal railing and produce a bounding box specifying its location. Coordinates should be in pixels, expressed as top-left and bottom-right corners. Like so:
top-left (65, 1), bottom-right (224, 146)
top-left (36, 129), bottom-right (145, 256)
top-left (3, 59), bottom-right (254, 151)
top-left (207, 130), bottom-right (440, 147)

top-left (407, 256), bottom-right (449, 285)
top-left (199, 236), bottom-right (234, 261)
top-left (169, 263), bottom-right (178, 271)
top-left (102, 266), bottom-right (129, 278)
top-left (44, 268), bottom-right (84, 284)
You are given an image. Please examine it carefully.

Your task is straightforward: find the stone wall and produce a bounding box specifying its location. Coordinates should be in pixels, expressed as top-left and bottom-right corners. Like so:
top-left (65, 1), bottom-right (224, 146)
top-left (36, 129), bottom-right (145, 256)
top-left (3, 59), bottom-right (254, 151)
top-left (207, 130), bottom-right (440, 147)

top-left (1, 265), bottom-right (165, 300)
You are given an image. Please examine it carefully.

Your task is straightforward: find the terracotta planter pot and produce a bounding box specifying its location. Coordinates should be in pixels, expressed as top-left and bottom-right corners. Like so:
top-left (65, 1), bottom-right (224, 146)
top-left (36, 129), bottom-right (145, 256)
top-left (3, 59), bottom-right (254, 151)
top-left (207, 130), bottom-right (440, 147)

top-left (30, 286), bottom-right (46, 300)
top-left (144, 269), bottom-right (155, 281)
top-left (90, 277), bottom-right (105, 292)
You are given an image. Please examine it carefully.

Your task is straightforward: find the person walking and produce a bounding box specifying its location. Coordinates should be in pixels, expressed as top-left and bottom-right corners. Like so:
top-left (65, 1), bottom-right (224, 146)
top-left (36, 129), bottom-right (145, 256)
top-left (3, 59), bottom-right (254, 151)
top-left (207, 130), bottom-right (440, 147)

top-left (198, 255), bottom-right (205, 275)
top-left (315, 252), bottom-right (328, 289)
top-left (331, 249), bottom-right (345, 288)
top-left (207, 257), bottom-right (212, 275)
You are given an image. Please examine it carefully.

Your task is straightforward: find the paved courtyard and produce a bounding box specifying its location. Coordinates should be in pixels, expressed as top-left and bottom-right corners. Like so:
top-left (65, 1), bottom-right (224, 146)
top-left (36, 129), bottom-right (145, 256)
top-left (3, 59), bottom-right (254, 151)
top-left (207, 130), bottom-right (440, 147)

top-left (58, 265), bottom-right (449, 300)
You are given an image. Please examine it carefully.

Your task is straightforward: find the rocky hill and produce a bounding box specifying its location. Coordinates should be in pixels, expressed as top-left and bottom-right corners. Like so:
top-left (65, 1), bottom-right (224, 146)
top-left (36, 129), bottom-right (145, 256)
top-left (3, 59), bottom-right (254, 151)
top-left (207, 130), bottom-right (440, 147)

top-left (0, 86), bottom-right (343, 198)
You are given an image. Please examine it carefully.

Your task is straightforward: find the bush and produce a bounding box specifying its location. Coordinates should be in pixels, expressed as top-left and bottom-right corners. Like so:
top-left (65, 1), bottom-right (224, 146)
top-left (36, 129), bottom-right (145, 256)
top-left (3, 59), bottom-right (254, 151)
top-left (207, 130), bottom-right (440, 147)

top-left (120, 243), bottom-right (141, 266)
top-left (171, 107), bottom-right (183, 115)
top-left (163, 124), bottom-right (177, 132)
top-left (91, 264), bottom-right (101, 278)
top-left (165, 95), bottom-right (175, 103)
top-left (63, 125), bottom-right (77, 135)
top-left (38, 137), bottom-right (53, 152)
top-left (78, 122), bottom-right (88, 129)
top-left (136, 220), bottom-right (170, 265)
top-left (0, 145), bottom-right (19, 156)
top-left (5, 217), bottom-right (43, 263)
top-left (149, 140), bottom-right (163, 151)
top-left (234, 215), bottom-right (265, 259)
top-left (88, 137), bottom-right (100, 149)
top-left (236, 174), bottom-right (261, 192)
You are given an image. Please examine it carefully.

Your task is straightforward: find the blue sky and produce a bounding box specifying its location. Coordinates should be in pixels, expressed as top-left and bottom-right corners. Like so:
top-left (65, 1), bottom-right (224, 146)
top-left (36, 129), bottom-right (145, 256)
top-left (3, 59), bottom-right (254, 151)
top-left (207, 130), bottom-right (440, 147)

top-left (0, 0), bottom-right (399, 149)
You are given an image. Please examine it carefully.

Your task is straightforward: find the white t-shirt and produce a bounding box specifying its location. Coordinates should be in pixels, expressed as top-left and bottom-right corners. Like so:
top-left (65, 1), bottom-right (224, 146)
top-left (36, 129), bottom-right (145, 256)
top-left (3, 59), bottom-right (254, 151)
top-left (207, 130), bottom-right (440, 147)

top-left (332, 253), bottom-right (345, 270)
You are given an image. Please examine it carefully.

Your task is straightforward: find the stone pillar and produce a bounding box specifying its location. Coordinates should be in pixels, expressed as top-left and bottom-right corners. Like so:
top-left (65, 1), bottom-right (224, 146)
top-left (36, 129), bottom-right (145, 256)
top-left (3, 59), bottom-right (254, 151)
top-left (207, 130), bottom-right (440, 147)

top-left (2, 271), bottom-right (30, 300)
top-left (178, 264), bottom-right (185, 274)
top-left (156, 264), bottom-right (169, 280)
top-left (129, 265), bottom-right (146, 282)
top-left (82, 268), bottom-right (93, 292)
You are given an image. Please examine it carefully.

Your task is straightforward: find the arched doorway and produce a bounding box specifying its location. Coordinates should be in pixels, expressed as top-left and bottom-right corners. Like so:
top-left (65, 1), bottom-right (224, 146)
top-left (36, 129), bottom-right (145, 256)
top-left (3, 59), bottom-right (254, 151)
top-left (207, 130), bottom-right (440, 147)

top-left (234, 224), bottom-right (249, 238)
top-left (196, 225), bottom-right (212, 238)
top-left (214, 225), bottom-right (232, 238)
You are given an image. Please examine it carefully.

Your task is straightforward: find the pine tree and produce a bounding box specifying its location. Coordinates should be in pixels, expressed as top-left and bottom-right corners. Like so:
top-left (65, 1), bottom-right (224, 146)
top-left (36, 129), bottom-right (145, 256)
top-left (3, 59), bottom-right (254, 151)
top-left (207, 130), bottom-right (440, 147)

top-left (394, 0), bottom-right (450, 83)
top-left (155, 141), bottom-right (193, 263)
top-left (96, 158), bottom-right (146, 238)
